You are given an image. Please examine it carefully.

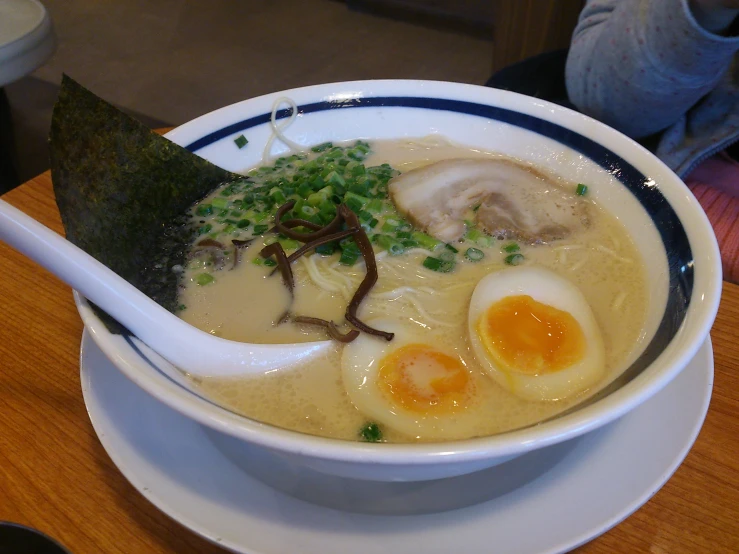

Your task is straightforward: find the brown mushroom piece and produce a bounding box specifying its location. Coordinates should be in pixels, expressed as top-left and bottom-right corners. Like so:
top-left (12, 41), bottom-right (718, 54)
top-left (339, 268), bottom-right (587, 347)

top-left (388, 158), bottom-right (589, 244)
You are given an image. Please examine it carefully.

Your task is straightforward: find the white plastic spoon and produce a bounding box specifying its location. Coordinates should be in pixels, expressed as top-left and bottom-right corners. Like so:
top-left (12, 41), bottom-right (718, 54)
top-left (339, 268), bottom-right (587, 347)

top-left (0, 199), bottom-right (332, 377)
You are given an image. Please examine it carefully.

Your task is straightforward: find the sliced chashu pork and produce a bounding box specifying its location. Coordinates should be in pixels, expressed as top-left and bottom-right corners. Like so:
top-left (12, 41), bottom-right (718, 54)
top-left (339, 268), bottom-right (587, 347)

top-left (388, 158), bottom-right (589, 244)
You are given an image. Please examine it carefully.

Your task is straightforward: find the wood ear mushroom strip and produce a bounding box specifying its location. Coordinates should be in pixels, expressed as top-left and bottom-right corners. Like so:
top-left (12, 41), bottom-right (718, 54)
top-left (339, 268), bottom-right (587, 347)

top-left (263, 201), bottom-right (395, 343)
top-left (274, 199), bottom-right (343, 242)
top-left (260, 242), bottom-right (294, 294)
top-left (338, 205), bottom-right (394, 342)
top-left (292, 315), bottom-right (360, 343)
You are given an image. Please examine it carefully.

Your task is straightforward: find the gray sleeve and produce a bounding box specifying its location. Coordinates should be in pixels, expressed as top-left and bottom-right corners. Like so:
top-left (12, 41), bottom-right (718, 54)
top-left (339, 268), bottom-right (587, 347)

top-left (565, 0), bottom-right (739, 139)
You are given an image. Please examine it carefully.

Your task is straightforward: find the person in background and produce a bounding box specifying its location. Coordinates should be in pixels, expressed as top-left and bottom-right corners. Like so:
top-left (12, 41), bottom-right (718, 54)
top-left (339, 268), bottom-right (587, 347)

top-left (565, 0), bottom-right (739, 281)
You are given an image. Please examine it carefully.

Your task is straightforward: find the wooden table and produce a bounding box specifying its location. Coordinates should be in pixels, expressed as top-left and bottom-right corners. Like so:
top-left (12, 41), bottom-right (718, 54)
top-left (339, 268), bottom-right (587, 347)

top-left (1, 171), bottom-right (738, 554)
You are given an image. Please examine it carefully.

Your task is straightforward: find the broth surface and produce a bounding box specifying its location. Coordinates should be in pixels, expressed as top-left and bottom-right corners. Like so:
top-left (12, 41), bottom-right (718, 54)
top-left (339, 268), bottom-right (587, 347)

top-left (179, 137), bottom-right (649, 442)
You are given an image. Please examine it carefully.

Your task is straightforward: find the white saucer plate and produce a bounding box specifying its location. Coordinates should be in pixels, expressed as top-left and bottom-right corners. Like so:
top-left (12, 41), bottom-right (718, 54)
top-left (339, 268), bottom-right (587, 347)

top-left (81, 332), bottom-right (713, 554)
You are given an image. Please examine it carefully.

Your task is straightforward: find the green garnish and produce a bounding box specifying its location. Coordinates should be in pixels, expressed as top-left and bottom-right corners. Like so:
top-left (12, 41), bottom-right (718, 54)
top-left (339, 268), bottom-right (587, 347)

top-left (234, 134), bottom-right (248, 149)
top-left (360, 422), bottom-right (383, 443)
top-left (411, 231), bottom-right (442, 252)
top-left (252, 224), bottom-right (269, 235)
top-left (504, 253), bottom-right (525, 266)
top-left (375, 234), bottom-right (405, 256)
top-left (576, 183), bottom-right (588, 196)
top-left (422, 256), bottom-right (455, 272)
top-left (465, 247), bottom-right (484, 261)
top-left (466, 228), bottom-right (492, 247)
top-left (195, 273), bottom-right (215, 286)
top-left (211, 197), bottom-right (229, 210)
top-left (311, 141), bottom-right (333, 153)
top-left (439, 250), bottom-right (455, 262)
top-left (445, 243), bottom-right (459, 253)
top-left (315, 242), bottom-right (336, 256)
top-left (195, 204), bottom-right (213, 217)
top-left (502, 242), bottom-right (520, 253)
top-left (253, 257), bottom-right (277, 267)
top-left (177, 304), bottom-right (187, 311)
top-left (339, 249), bottom-right (360, 266)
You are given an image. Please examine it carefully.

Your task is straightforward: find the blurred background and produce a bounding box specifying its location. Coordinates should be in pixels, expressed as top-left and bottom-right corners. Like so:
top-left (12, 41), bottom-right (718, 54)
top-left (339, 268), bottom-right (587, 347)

top-left (3, 0), bottom-right (583, 190)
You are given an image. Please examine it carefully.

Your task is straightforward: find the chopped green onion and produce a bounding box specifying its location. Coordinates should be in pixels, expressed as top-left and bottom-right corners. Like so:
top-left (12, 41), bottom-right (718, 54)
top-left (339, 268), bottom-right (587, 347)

top-left (502, 242), bottom-right (520, 253)
top-left (196, 273), bottom-right (215, 286)
top-left (252, 224), bottom-right (269, 235)
top-left (401, 239), bottom-right (419, 249)
top-left (195, 204), bottom-right (213, 217)
top-left (315, 242), bottom-right (336, 256)
top-left (211, 197), bottom-right (229, 210)
top-left (344, 191), bottom-right (371, 212)
top-left (476, 236), bottom-right (493, 248)
top-left (445, 243), bottom-right (459, 253)
top-left (422, 256), bottom-right (455, 272)
top-left (234, 134), bottom-right (248, 149)
top-left (269, 188), bottom-right (287, 205)
top-left (358, 210), bottom-right (373, 222)
top-left (365, 199), bottom-right (384, 213)
top-left (466, 228), bottom-right (484, 242)
top-left (411, 231), bottom-right (442, 252)
top-left (347, 147), bottom-right (368, 161)
top-left (505, 253), bottom-right (525, 266)
top-left (439, 250), bottom-right (455, 262)
top-left (297, 182), bottom-right (313, 198)
top-left (325, 171), bottom-right (346, 187)
top-left (197, 224), bottom-right (212, 235)
top-left (278, 238), bottom-right (301, 250)
top-left (339, 248), bottom-right (360, 266)
top-left (576, 183), bottom-right (588, 196)
top-left (307, 185), bottom-right (333, 207)
top-left (360, 422), bottom-right (382, 443)
top-left (299, 205), bottom-right (316, 218)
top-left (350, 163), bottom-right (366, 177)
top-left (465, 247), bottom-right (484, 262)
top-left (376, 235), bottom-right (405, 256)
top-left (369, 218), bottom-right (379, 228)
top-left (237, 219), bottom-right (251, 228)
top-left (381, 220), bottom-right (399, 233)
top-left (311, 141), bottom-right (333, 153)
top-left (253, 257), bottom-right (277, 267)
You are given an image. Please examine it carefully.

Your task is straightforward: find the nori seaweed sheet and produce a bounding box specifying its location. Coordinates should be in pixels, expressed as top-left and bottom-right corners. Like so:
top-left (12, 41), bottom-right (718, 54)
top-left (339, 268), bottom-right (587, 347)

top-left (49, 75), bottom-right (240, 332)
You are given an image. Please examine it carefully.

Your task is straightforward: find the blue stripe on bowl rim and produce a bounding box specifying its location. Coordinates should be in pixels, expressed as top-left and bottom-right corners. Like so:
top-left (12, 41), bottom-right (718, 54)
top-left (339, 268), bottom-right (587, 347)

top-left (158, 95), bottom-right (693, 414)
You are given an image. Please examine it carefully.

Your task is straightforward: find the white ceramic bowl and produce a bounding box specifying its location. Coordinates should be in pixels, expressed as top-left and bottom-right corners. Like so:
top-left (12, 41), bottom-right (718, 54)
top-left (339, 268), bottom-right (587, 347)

top-left (76, 80), bottom-right (722, 482)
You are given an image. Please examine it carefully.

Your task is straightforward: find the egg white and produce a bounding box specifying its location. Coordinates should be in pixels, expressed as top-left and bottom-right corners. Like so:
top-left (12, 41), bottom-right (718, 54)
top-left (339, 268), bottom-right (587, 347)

top-left (468, 266), bottom-right (606, 402)
top-left (341, 318), bottom-right (482, 440)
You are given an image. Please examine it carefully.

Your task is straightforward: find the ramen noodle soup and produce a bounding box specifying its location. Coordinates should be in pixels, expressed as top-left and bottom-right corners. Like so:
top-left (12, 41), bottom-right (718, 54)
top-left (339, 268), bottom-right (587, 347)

top-left (175, 137), bottom-right (649, 443)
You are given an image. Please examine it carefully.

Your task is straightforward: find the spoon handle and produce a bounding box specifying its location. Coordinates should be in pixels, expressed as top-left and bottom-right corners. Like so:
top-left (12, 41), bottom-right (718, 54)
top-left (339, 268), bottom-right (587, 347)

top-left (0, 198), bottom-right (182, 329)
top-left (0, 199), bottom-right (330, 376)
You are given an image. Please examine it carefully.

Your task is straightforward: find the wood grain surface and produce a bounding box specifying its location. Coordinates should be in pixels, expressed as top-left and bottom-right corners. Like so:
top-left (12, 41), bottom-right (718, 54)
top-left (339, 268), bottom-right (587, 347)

top-left (1, 172), bottom-right (738, 554)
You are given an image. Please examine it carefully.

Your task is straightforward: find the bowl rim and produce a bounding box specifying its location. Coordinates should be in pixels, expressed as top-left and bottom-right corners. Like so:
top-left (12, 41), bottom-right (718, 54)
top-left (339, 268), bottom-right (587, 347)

top-left (78, 78), bottom-right (723, 464)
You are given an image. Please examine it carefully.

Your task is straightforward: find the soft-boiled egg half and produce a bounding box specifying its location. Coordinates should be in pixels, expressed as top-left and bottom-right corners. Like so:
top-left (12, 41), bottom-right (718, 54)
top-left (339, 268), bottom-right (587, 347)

top-left (341, 319), bottom-right (481, 439)
top-left (468, 266), bottom-right (605, 402)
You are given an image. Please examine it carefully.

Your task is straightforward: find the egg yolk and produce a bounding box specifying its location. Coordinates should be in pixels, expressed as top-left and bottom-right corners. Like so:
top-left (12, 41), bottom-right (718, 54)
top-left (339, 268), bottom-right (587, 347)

top-left (477, 295), bottom-right (585, 375)
top-left (377, 344), bottom-right (472, 414)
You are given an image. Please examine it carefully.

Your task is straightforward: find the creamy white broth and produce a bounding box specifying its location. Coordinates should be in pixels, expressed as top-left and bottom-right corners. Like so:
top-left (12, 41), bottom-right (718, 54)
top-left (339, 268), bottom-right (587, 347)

top-left (179, 138), bottom-right (649, 442)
